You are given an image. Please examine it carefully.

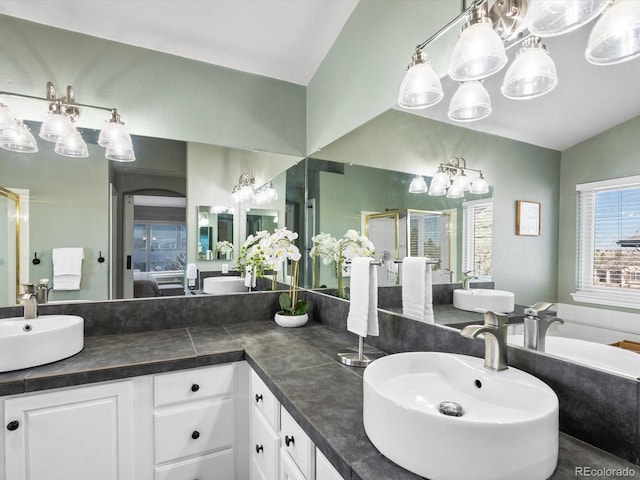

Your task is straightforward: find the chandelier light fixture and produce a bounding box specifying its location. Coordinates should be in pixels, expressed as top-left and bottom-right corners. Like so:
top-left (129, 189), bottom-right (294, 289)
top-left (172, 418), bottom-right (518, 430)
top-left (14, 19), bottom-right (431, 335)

top-left (0, 81), bottom-right (135, 161)
top-left (398, 0), bottom-right (640, 122)
top-left (409, 157), bottom-right (489, 199)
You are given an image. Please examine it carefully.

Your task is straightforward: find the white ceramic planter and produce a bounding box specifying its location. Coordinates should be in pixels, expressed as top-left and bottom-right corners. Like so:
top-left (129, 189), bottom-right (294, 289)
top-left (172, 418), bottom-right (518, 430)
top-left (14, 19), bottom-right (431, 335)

top-left (274, 312), bottom-right (308, 328)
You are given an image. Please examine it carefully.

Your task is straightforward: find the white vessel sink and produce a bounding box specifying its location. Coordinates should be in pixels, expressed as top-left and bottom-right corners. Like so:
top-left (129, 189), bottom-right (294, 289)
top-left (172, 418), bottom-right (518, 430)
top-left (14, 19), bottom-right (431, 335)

top-left (453, 288), bottom-right (515, 313)
top-left (509, 334), bottom-right (640, 379)
top-left (0, 315), bottom-right (84, 373)
top-left (202, 276), bottom-right (246, 294)
top-left (363, 352), bottom-right (558, 480)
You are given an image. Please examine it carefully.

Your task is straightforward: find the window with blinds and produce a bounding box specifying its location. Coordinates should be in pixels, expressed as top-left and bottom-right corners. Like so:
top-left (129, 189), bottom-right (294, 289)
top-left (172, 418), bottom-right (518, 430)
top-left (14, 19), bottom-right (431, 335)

top-left (574, 175), bottom-right (640, 308)
top-left (409, 214), bottom-right (441, 259)
top-left (462, 200), bottom-right (493, 279)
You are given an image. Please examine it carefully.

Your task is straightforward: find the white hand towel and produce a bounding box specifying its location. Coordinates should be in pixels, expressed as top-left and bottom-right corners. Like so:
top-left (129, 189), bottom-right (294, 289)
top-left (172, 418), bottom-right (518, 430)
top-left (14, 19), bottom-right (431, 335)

top-left (346, 257), bottom-right (379, 337)
top-left (402, 257), bottom-right (434, 323)
top-left (52, 248), bottom-right (84, 291)
top-left (244, 266), bottom-right (257, 288)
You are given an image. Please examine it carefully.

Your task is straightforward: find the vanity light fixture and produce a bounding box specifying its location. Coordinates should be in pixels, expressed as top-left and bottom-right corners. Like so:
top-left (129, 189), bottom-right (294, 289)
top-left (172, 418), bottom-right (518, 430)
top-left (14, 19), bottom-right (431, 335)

top-left (527, 0), bottom-right (610, 38)
top-left (448, 80), bottom-right (492, 122)
top-left (254, 181), bottom-right (278, 205)
top-left (0, 120), bottom-right (38, 153)
top-left (420, 157), bottom-right (490, 198)
top-left (448, 2), bottom-right (508, 82)
top-left (399, 0), bottom-right (640, 121)
top-left (0, 82), bottom-right (135, 161)
top-left (501, 36), bottom-right (558, 99)
top-left (231, 173), bottom-right (255, 203)
top-left (398, 49), bottom-right (444, 109)
top-left (586, 0), bottom-right (640, 65)
top-left (408, 174), bottom-right (429, 193)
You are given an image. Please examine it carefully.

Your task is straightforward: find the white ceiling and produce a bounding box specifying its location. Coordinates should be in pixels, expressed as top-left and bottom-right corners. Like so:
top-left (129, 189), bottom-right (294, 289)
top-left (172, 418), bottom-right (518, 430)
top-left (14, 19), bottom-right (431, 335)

top-left (1, 1), bottom-right (638, 151)
top-left (0, 0), bottom-right (359, 86)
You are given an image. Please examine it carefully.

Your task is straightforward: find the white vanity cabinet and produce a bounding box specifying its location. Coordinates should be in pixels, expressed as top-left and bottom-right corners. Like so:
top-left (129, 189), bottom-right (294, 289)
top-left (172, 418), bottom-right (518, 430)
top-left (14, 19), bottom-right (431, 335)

top-left (3, 380), bottom-right (135, 480)
top-left (152, 364), bottom-right (236, 480)
top-left (249, 367), bottom-right (345, 480)
top-left (250, 369), bottom-right (281, 480)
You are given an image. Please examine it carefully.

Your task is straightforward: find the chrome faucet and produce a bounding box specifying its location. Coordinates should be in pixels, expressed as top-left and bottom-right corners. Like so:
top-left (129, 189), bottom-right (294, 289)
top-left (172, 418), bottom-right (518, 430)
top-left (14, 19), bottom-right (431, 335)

top-left (523, 302), bottom-right (564, 352)
top-left (462, 271), bottom-right (478, 290)
top-left (460, 310), bottom-right (509, 371)
top-left (17, 284), bottom-right (38, 320)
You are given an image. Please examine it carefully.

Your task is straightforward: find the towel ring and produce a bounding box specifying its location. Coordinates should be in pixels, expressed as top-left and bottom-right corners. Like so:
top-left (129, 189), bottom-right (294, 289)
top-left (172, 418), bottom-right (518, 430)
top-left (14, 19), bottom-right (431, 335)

top-left (32, 252), bottom-right (41, 265)
top-left (97, 251), bottom-right (105, 263)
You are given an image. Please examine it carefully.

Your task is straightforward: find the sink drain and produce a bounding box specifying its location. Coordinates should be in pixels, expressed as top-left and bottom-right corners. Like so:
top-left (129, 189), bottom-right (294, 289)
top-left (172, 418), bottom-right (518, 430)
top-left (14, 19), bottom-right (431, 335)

top-left (22, 324), bottom-right (32, 332)
top-left (438, 401), bottom-right (464, 417)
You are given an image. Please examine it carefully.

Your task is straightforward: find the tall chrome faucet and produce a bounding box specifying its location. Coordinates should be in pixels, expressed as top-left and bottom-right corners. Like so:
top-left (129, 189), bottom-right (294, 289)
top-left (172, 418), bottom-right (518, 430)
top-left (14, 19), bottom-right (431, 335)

top-left (523, 302), bottom-right (564, 352)
top-left (460, 310), bottom-right (509, 371)
top-left (462, 271), bottom-right (478, 290)
top-left (17, 284), bottom-right (38, 320)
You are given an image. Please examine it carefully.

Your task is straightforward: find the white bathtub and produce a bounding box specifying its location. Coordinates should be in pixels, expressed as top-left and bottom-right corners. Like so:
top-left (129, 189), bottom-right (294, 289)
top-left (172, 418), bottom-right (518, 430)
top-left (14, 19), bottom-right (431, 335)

top-left (508, 334), bottom-right (640, 379)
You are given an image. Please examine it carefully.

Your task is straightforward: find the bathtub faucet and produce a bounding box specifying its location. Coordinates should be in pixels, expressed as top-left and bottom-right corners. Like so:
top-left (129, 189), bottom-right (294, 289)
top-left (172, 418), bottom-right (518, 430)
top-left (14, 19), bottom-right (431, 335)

top-left (523, 302), bottom-right (564, 352)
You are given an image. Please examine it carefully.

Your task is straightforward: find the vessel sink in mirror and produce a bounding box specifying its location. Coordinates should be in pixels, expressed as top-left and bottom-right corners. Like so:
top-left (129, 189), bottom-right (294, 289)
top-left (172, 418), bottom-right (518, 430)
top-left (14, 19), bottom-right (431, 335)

top-left (508, 334), bottom-right (640, 380)
top-left (453, 288), bottom-right (515, 314)
top-left (202, 276), bottom-right (247, 294)
top-left (363, 352), bottom-right (559, 480)
top-left (0, 315), bottom-right (84, 373)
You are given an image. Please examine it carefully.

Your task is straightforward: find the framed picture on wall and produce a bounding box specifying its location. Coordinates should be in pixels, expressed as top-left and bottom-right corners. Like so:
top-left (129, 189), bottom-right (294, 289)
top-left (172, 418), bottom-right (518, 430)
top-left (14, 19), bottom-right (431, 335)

top-left (516, 200), bottom-right (541, 236)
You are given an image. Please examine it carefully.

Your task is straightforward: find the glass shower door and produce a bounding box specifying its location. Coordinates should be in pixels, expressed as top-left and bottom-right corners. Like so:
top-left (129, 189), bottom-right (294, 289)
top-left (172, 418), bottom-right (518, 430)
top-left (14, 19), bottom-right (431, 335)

top-left (0, 187), bottom-right (20, 305)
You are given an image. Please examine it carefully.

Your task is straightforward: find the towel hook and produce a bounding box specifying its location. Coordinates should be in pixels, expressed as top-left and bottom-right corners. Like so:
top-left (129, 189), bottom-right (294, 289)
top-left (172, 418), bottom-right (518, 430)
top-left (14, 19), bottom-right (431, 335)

top-left (97, 251), bottom-right (105, 263)
top-left (32, 252), bottom-right (41, 265)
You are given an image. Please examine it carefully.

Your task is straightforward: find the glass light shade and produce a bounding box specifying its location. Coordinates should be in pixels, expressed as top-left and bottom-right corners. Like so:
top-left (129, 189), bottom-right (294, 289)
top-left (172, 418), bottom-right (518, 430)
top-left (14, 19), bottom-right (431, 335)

top-left (408, 175), bottom-right (428, 194)
top-left (264, 184), bottom-right (278, 203)
top-left (469, 174), bottom-right (490, 194)
top-left (451, 172), bottom-right (471, 192)
top-left (448, 81), bottom-right (492, 122)
top-left (586, 0), bottom-right (640, 65)
top-left (527, 0), bottom-right (610, 37)
top-left (501, 39), bottom-right (558, 99)
top-left (0, 104), bottom-right (19, 139)
top-left (98, 120), bottom-right (132, 147)
top-left (0, 121), bottom-right (38, 153)
top-left (445, 184), bottom-right (465, 199)
top-left (428, 171), bottom-right (450, 196)
top-left (106, 142), bottom-right (136, 162)
top-left (40, 112), bottom-right (75, 142)
top-left (398, 61), bottom-right (444, 109)
top-left (448, 22), bottom-right (508, 81)
top-left (54, 130), bottom-right (89, 158)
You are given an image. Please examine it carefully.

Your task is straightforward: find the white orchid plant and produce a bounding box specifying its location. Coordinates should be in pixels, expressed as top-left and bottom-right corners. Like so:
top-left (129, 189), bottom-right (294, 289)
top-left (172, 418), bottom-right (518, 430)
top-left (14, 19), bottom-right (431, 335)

top-left (215, 240), bottom-right (234, 256)
top-left (238, 227), bottom-right (307, 315)
top-left (309, 229), bottom-right (375, 298)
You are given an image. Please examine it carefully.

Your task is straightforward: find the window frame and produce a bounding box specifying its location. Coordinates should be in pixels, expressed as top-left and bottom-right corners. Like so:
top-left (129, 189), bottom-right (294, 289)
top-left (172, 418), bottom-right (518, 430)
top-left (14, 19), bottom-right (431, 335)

top-left (572, 175), bottom-right (640, 309)
top-left (462, 198), bottom-right (493, 281)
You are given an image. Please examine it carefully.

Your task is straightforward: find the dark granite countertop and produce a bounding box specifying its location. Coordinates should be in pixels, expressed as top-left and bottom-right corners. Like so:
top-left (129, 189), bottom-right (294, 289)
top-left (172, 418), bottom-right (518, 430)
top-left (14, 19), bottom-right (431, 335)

top-left (1, 319), bottom-right (637, 480)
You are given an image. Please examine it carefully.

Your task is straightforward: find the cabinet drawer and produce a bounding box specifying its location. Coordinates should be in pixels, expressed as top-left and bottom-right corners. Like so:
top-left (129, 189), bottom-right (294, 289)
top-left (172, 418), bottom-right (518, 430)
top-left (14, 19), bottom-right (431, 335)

top-left (252, 405), bottom-right (280, 480)
top-left (316, 448), bottom-right (343, 480)
top-left (251, 369), bottom-right (280, 430)
top-left (154, 364), bottom-right (234, 407)
top-left (280, 407), bottom-right (314, 479)
top-left (280, 448), bottom-right (307, 480)
top-left (155, 399), bottom-right (233, 464)
top-left (155, 450), bottom-right (234, 480)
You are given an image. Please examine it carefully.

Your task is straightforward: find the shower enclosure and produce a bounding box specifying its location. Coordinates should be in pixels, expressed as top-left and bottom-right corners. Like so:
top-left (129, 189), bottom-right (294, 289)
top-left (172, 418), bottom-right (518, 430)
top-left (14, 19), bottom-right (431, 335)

top-left (365, 209), bottom-right (455, 286)
top-left (0, 187), bottom-right (20, 305)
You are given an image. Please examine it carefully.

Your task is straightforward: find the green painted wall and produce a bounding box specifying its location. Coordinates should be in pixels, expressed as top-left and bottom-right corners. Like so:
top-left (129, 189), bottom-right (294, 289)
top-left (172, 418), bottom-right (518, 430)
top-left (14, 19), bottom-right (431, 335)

top-left (0, 143), bottom-right (109, 302)
top-left (558, 115), bottom-right (640, 310)
top-left (0, 15), bottom-right (306, 156)
top-left (313, 109), bottom-right (561, 305)
top-left (306, 0), bottom-right (460, 153)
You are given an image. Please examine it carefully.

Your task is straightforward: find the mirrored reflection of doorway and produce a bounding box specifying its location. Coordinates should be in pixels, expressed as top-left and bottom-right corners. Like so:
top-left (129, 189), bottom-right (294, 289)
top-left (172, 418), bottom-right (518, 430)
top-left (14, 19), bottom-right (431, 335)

top-left (0, 187), bottom-right (20, 305)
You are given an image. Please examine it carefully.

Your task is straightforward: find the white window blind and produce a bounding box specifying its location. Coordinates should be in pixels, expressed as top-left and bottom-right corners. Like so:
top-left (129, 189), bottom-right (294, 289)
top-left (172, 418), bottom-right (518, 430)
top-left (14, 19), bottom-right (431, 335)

top-left (409, 215), bottom-right (441, 259)
top-left (462, 200), bottom-right (493, 279)
top-left (574, 176), bottom-right (640, 308)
